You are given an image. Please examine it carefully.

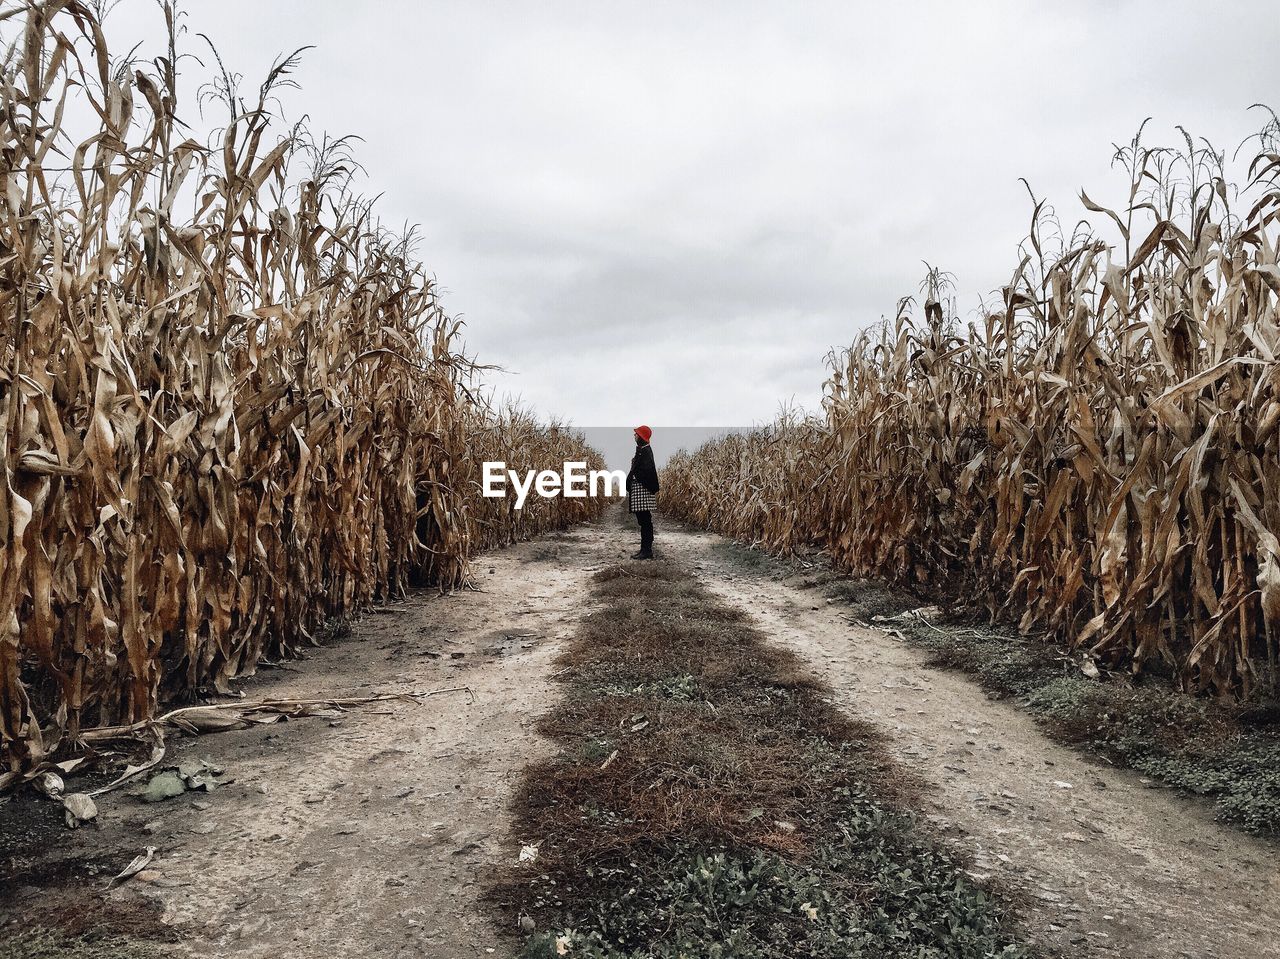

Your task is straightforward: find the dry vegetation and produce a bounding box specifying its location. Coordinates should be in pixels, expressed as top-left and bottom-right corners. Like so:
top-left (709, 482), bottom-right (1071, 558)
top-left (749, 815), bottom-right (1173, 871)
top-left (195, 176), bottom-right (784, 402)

top-left (0, 2), bottom-right (604, 779)
top-left (491, 551), bottom-right (1030, 958)
top-left (664, 120), bottom-right (1280, 697)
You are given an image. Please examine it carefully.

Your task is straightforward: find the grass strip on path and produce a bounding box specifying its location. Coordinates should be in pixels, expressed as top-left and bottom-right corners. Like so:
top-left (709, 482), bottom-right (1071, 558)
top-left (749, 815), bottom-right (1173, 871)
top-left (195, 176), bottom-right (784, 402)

top-left (488, 558), bottom-right (1036, 958)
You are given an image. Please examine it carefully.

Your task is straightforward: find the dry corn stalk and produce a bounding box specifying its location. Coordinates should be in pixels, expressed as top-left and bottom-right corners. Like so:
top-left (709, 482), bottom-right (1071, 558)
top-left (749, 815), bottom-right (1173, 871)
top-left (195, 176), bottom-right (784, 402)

top-left (0, 2), bottom-right (604, 775)
top-left (666, 124), bottom-right (1280, 696)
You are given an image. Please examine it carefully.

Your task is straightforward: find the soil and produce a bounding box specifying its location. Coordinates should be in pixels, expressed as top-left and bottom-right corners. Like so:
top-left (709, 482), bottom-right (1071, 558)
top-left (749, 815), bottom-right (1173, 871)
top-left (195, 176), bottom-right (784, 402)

top-left (3, 512), bottom-right (1278, 959)
top-left (2, 524), bottom-right (612, 959)
top-left (659, 523), bottom-right (1280, 959)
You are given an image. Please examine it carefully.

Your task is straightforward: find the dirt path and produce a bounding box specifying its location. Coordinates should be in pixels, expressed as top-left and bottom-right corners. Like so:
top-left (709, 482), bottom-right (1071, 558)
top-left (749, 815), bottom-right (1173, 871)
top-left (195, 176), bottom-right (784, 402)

top-left (6, 515), bottom-right (1278, 958)
top-left (2, 523), bottom-right (615, 959)
top-left (660, 523), bottom-right (1280, 959)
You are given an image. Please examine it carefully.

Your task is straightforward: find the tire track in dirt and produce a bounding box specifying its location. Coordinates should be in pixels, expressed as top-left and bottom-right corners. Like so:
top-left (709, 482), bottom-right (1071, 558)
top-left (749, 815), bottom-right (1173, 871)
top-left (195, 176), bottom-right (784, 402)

top-left (5, 523), bottom-right (616, 959)
top-left (662, 524), bottom-right (1280, 959)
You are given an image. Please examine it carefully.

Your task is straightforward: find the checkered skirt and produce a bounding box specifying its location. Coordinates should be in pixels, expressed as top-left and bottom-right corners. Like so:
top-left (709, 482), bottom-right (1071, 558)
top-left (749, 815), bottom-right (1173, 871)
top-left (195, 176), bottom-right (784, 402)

top-left (628, 481), bottom-right (657, 513)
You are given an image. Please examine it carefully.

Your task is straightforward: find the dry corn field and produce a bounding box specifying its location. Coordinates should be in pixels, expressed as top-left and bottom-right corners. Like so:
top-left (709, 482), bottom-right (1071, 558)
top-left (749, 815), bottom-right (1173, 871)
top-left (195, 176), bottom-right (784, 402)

top-left (665, 125), bottom-right (1280, 698)
top-left (5, 4), bottom-right (1280, 959)
top-left (0, 3), bottom-right (604, 780)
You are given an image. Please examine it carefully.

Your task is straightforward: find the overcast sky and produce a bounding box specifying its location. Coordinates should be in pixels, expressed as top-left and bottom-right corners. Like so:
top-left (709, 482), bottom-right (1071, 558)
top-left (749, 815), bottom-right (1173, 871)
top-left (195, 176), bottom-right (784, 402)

top-left (98, 0), bottom-right (1279, 428)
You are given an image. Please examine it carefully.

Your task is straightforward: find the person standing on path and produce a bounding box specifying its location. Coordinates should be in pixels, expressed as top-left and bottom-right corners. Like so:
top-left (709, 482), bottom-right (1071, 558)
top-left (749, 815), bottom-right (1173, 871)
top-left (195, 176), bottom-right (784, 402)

top-left (627, 425), bottom-right (659, 559)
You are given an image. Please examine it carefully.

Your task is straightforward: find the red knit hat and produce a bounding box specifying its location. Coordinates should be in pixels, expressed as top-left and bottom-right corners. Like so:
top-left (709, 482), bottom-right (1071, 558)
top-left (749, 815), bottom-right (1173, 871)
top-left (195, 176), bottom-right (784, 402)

top-left (634, 425), bottom-right (652, 442)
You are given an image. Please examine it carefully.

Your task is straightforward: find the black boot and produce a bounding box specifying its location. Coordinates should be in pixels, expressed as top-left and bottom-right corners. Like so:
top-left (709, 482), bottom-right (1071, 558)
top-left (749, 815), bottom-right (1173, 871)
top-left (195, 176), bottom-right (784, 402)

top-left (631, 549), bottom-right (653, 560)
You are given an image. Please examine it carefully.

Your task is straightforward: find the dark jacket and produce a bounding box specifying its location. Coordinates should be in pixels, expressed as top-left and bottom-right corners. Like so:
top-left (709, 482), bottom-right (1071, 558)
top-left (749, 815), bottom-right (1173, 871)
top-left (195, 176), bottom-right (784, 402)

top-left (627, 442), bottom-right (659, 495)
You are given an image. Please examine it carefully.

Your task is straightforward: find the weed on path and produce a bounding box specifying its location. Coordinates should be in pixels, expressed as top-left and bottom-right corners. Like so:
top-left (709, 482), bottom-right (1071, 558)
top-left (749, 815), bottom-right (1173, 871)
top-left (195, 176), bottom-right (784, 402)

top-left (490, 558), bottom-right (1035, 958)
